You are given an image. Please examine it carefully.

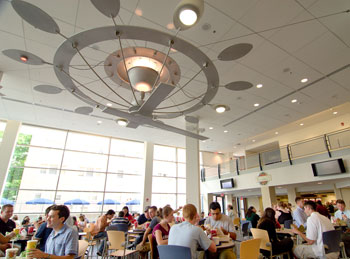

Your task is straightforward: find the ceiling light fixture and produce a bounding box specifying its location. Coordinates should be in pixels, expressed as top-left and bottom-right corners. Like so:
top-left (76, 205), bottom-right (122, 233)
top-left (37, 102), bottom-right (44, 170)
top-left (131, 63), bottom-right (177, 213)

top-left (300, 123), bottom-right (304, 126)
top-left (173, 0), bottom-right (204, 30)
top-left (97, 120), bottom-right (102, 124)
top-left (252, 139), bottom-right (256, 142)
top-left (209, 127), bottom-right (213, 130)
top-left (256, 84), bottom-right (263, 88)
top-left (291, 99), bottom-right (297, 103)
top-left (254, 103), bottom-right (259, 107)
top-left (20, 55), bottom-right (28, 62)
top-left (215, 105), bottom-right (227, 113)
top-left (116, 118), bottom-right (128, 126)
top-left (301, 78), bottom-right (308, 83)
top-left (224, 130), bottom-right (228, 133)
top-left (333, 111), bottom-right (338, 115)
top-left (106, 103), bottom-right (112, 107)
top-left (275, 131), bottom-right (279, 135)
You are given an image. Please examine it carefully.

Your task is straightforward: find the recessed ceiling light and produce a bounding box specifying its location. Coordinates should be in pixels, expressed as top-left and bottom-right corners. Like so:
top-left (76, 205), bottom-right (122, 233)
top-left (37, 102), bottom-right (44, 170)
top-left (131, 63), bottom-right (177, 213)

top-left (254, 103), bottom-right (259, 107)
top-left (106, 103), bottom-right (112, 107)
top-left (291, 99), bottom-right (297, 103)
top-left (116, 118), bottom-right (128, 126)
top-left (275, 131), bottom-right (279, 135)
top-left (202, 140), bottom-right (206, 143)
top-left (209, 127), bottom-right (213, 130)
top-left (256, 84), bottom-right (263, 88)
top-left (20, 56), bottom-right (28, 62)
top-left (215, 105), bottom-right (227, 113)
top-left (252, 139), bottom-right (256, 142)
top-left (301, 78), bottom-right (308, 83)
top-left (224, 130), bottom-right (228, 133)
top-left (97, 120), bottom-right (102, 124)
top-left (333, 111), bottom-right (338, 115)
top-left (300, 123), bottom-right (304, 126)
top-left (135, 8), bottom-right (143, 16)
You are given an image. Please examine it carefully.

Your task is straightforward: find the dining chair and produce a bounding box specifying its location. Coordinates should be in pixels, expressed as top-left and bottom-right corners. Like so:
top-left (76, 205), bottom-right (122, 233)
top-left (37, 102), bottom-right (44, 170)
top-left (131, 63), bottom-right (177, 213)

top-left (157, 245), bottom-right (191, 259)
top-left (78, 240), bottom-right (89, 259)
top-left (240, 238), bottom-right (261, 259)
top-left (250, 228), bottom-right (290, 259)
top-left (106, 230), bottom-right (137, 258)
top-left (323, 229), bottom-right (347, 258)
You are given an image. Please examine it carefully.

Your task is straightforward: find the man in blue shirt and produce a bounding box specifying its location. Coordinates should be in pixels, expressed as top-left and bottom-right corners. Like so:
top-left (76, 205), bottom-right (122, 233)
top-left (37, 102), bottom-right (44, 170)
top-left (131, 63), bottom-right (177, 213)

top-left (34, 205), bottom-right (54, 251)
top-left (335, 199), bottom-right (350, 220)
top-left (293, 197), bottom-right (308, 228)
top-left (28, 205), bottom-right (78, 259)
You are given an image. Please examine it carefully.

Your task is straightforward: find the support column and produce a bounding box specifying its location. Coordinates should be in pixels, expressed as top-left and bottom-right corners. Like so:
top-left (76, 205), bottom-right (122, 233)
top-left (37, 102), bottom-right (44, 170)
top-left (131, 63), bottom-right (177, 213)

top-left (186, 119), bottom-right (201, 212)
top-left (0, 121), bottom-right (21, 196)
top-left (334, 184), bottom-right (343, 200)
top-left (287, 187), bottom-right (297, 207)
top-left (141, 142), bottom-right (153, 211)
top-left (225, 194), bottom-right (233, 214)
top-left (203, 193), bottom-right (214, 216)
top-left (261, 186), bottom-right (277, 209)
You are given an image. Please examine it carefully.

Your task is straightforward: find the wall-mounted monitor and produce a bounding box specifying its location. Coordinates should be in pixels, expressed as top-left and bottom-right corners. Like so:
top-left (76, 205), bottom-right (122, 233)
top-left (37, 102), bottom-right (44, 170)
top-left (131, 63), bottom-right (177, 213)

top-left (220, 178), bottom-right (234, 189)
top-left (311, 158), bottom-right (346, 176)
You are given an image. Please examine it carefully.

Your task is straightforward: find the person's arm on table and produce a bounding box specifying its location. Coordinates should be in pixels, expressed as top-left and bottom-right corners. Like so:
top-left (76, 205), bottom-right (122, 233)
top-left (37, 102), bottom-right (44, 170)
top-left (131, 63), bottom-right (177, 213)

top-left (140, 227), bottom-right (152, 245)
top-left (0, 232), bottom-right (15, 243)
top-left (28, 250), bottom-right (75, 259)
top-left (220, 227), bottom-right (236, 240)
top-left (291, 227), bottom-right (315, 245)
top-left (154, 230), bottom-right (167, 245)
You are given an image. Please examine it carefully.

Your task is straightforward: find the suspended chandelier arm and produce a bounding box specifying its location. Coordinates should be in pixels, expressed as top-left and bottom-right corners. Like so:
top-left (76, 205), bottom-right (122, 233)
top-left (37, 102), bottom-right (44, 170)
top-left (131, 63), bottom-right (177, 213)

top-left (164, 66), bottom-right (205, 100)
top-left (155, 92), bottom-right (206, 110)
top-left (73, 46), bottom-right (133, 106)
top-left (116, 33), bottom-right (139, 106)
top-left (60, 69), bottom-right (129, 108)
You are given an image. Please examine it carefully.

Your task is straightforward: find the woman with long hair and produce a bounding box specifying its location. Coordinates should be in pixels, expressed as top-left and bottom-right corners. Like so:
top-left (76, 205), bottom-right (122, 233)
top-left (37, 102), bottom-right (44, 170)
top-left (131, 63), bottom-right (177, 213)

top-left (258, 208), bottom-right (293, 257)
top-left (276, 202), bottom-right (293, 225)
top-left (122, 206), bottom-right (133, 222)
top-left (245, 206), bottom-right (260, 228)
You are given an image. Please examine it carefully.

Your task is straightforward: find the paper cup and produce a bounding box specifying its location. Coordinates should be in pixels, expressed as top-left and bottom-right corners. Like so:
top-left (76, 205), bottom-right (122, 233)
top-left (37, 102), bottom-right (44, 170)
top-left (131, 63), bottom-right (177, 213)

top-left (6, 248), bottom-right (18, 259)
top-left (212, 237), bottom-right (220, 245)
top-left (26, 240), bottom-right (38, 250)
top-left (14, 228), bottom-right (20, 235)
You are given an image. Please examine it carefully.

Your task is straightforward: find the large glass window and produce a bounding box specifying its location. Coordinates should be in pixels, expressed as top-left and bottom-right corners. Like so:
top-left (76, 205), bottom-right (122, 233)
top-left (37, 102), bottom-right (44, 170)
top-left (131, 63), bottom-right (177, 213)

top-left (152, 146), bottom-right (186, 209)
top-left (1, 125), bottom-right (144, 220)
top-left (0, 121), bottom-right (7, 144)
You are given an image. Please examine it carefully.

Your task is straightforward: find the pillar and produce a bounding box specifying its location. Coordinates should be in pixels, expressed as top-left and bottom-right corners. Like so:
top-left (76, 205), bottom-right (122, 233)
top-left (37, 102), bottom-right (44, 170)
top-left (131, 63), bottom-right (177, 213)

top-left (334, 184), bottom-right (343, 200)
top-left (141, 142), bottom-right (153, 211)
top-left (225, 194), bottom-right (233, 214)
top-left (287, 187), bottom-right (297, 207)
top-left (186, 119), bottom-right (201, 212)
top-left (0, 121), bottom-right (21, 196)
top-left (261, 186), bottom-right (277, 209)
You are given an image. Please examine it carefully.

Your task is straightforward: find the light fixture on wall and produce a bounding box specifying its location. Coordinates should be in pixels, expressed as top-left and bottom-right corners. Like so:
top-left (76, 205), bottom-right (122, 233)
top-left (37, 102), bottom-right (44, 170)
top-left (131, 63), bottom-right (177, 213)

top-left (173, 0), bottom-right (204, 30)
top-left (116, 118), bottom-right (128, 126)
top-left (215, 105), bottom-right (228, 113)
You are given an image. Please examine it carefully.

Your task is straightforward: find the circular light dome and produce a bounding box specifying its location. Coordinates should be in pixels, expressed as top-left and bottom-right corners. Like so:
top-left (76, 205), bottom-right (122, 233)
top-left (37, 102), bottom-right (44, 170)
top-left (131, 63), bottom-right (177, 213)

top-left (128, 66), bottom-right (158, 92)
top-left (117, 119), bottom-right (128, 126)
top-left (215, 105), bottom-right (226, 113)
top-left (179, 9), bottom-right (197, 26)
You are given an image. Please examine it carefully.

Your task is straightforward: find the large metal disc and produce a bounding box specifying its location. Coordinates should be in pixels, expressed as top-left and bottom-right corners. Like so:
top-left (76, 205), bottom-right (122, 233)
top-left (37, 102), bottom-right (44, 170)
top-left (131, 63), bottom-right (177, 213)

top-left (90, 0), bottom-right (120, 18)
top-left (2, 49), bottom-right (46, 65)
top-left (224, 81), bottom-right (253, 91)
top-left (34, 85), bottom-right (63, 94)
top-left (218, 43), bottom-right (253, 61)
top-left (11, 0), bottom-right (60, 34)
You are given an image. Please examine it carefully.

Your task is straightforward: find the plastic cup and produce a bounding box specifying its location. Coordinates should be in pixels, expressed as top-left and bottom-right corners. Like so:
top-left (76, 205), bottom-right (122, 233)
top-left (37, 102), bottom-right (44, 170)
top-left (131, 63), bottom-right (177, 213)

top-left (28, 227), bottom-right (34, 234)
top-left (26, 240), bottom-right (38, 250)
top-left (212, 236), bottom-right (220, 245)
top-left (210, 229), bottom-right (217, 237)
top-left (14, 228), bottom-right (20, 235)
top-left (6, 248), bottom-right (18, 259)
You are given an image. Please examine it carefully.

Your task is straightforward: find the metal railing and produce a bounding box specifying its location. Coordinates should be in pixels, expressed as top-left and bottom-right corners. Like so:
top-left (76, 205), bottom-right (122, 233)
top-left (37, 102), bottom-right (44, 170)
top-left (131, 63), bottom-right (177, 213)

top-left (203, 127), bottom-right (350, 180)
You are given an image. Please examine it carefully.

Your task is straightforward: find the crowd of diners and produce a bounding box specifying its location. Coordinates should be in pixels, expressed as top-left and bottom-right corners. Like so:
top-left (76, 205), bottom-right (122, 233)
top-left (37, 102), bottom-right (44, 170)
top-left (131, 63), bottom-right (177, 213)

top-left (0, 198), bottom-right (349, 258)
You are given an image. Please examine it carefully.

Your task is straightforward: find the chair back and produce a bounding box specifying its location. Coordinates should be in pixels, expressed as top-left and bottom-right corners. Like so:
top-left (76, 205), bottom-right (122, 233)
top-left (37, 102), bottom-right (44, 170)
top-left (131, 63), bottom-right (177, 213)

top-left (107, 223), bottom-right (128, 233)
top-left (107, 230), bottom-right (125, 250)
top-left (250, 228), bottom-right (271, 251)
top-left (157, 245), bottom-right (191, 259)
top-left (323, 229), bottom-right (342, 253)
top-left (284, 219), bottom-right (293, 229)
top-left (233, 217), bottom-right (240, 226)
top-left (241, 221), bottom-right (251, 237)
top-left (78, 240), bottom-right (89, 259)
top-left (148, 234), bottom-right (158, 259)
top-left (240, 238), bottom-right (261, 259)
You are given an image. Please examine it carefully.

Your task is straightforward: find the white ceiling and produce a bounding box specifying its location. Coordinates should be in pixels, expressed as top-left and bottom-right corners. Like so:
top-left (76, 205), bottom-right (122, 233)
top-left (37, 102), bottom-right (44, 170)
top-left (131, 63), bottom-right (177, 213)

top-left (0, 0), bottom-right (349, 152)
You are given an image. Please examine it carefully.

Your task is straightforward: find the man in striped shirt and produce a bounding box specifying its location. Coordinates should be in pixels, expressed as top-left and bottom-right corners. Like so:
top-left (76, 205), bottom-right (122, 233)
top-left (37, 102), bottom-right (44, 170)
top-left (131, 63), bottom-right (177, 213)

top-left (111, 211), bottom-right (131, 227)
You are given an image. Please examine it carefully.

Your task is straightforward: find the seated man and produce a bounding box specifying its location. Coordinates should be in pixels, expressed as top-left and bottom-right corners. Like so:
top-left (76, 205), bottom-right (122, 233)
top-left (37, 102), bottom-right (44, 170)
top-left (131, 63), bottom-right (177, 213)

top-left (293, 197), bottom-right (308, 228)
top-left (137, 206), bottom-right (160, 249)
top-left (204, 202), bottom-right (236, 259)
top-left (334, 199), bottom-right (350, 256)
top-left (0, 204), bottom-right (16, 236)
top-left (168, 204), bottom-right (216, 259)
top-left (92, 209), bottom-right (115, 256)
top-left (28, 205), bottom-right (78, 259)
top-left (111, 211), bottom-right (130, 227)
top-left (292, 201), bottom-right (338, 259)
top-left (34, 205), bottom-right (54, 251)
top-left (137, 206), bottom-right (151, 226)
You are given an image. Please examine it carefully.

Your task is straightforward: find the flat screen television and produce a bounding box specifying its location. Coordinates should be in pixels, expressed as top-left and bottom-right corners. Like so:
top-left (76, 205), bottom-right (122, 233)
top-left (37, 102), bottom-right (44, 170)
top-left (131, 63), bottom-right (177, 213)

top-left (220, 178), bottom-right (234, 189)
top-left (311, 158), bottom-right (346, 176)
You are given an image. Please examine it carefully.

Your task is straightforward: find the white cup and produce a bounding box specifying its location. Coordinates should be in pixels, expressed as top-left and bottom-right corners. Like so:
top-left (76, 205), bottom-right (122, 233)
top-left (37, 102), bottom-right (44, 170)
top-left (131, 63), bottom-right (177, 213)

top-left (6, 248), bottom-right (18, 259)
top-left (212, 236), bottom-right (220, 245)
